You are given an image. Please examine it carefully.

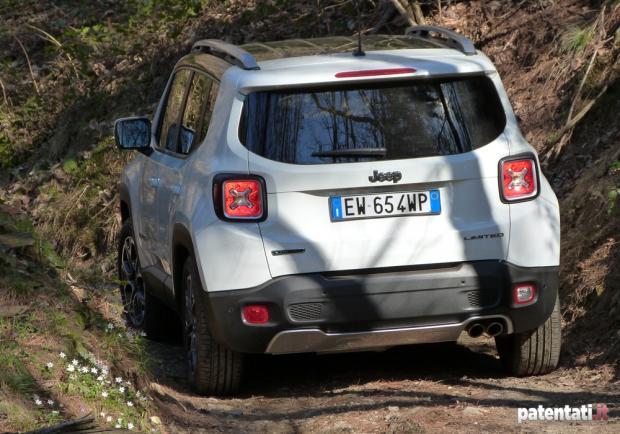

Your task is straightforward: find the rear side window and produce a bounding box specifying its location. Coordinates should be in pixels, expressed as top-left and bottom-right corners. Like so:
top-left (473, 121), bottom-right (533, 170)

top-left (239, 76), bottom-right (505, 164)
top-left (201, 82), bottom-right (219, 145)
top-left (158, 69), bottom-right (192, 152)
top-left (179, 73), bottom-right (214, 154)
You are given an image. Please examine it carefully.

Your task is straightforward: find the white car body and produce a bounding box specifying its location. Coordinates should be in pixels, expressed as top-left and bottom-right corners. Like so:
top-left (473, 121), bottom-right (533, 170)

top-left (118, 31), bottom-right (560, 356)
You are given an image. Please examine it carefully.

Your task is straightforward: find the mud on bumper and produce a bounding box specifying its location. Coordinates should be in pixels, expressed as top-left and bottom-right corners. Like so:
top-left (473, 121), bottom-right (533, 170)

top-left (200, 261), bottom-right (558, 354)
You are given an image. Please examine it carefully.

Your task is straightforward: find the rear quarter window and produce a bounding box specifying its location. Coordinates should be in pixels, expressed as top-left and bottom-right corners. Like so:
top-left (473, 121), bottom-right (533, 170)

top-left (239, 75), bottom-right (506, 164)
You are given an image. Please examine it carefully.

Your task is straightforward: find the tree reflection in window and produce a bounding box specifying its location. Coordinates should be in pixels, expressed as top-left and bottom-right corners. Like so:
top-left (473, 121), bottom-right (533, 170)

top-left (159, 70), bottom-right (191, 152)
top-left (179, 73), bottom-right (214, 154)
top-left (117, 119), bottom-right (149, 148)
top-left (241, 76), bottom-right (505, 164)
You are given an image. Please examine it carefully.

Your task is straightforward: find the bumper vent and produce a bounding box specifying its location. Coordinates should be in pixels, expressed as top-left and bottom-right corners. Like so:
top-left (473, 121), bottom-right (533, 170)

top-left (289, 303), bottom-right (324, 322)
top-left (466, 290), bottom-right (496, 308)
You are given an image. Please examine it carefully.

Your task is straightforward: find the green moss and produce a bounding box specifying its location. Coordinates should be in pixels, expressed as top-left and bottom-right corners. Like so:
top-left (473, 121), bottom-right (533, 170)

top-left (0, 133), bottom-right (13, 168)
top-left (562, 26), bottom-right (594, 54)
top-left (39, 240), bottom-right (65, 269)
top-left (608, 188), bottom-right (619, 215)
top-left (62, 157), bottom-right (79, 174)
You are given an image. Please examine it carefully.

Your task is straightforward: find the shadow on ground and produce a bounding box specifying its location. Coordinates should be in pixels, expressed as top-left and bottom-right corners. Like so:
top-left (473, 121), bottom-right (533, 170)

top-left (143, 337), bottom-right (500, 393)
top-left (136, 334), bottom-right (620, 433)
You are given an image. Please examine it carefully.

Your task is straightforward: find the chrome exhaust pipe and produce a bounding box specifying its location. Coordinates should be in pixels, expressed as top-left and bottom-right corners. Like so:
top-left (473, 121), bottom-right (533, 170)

top-left (486, 321), bottom-right (504, 337)
top-left (467, 323), bottom-right (484, 338)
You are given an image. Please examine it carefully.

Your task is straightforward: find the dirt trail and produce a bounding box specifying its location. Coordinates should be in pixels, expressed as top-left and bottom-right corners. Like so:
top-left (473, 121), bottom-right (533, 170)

top-left (143, 336), bottom-right (619, 433)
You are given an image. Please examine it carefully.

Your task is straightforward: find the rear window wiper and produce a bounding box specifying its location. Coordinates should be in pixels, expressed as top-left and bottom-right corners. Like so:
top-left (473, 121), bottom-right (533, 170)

top-left (311, 148), bottom-right (387, 158)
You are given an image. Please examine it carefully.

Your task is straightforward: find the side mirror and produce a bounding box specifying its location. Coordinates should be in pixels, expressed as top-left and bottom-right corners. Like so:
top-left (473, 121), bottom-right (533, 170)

top-left (114, 117), bottom-right (152, 153)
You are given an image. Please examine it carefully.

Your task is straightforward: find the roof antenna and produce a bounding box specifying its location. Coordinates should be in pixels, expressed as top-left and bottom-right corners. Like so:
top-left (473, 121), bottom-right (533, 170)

top-left (353, 0), bottom-right (365, 57)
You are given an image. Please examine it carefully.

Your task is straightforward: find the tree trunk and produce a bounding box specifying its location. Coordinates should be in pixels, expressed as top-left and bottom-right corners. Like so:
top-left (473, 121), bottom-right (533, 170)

top-left (389, 0), bottom-right (425, 26)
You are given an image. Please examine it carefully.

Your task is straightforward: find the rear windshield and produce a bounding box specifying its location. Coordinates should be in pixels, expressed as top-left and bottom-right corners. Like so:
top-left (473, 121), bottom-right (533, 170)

top-left (239, 75), bottom-right (506, 164)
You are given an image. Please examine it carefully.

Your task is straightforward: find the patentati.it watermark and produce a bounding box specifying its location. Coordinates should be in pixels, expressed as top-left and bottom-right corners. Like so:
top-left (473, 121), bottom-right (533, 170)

top-left (517, 404), bottom-right (609, 423)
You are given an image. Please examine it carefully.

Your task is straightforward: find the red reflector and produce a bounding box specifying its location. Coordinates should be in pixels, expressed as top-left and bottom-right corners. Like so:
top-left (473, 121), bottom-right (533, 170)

top-left (242, 305), bottom-right (269, 324)
top-left (500, 158), bottom-right (537, 201)
top-left (335, 68), bottom-right (416, 78)
top-left (223, 180), bottom-right (263, 219)
top-left (513, 283), bottom-right (536, 305)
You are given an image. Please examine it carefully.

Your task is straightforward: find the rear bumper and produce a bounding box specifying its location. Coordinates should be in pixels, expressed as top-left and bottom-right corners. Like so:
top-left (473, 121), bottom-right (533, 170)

top-left (201, 261), bottom-right (558, 354)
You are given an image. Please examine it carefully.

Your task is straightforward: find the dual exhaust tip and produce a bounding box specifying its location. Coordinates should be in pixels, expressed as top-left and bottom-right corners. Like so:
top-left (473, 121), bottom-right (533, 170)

top-left (467, 321), bottom-right (504, 338)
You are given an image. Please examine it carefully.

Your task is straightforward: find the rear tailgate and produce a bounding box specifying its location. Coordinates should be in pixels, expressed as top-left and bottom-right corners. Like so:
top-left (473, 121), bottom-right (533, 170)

top-left (235, 69), bottom-right (511, 277)
top-left (252, 139), bottom-right (509, 277)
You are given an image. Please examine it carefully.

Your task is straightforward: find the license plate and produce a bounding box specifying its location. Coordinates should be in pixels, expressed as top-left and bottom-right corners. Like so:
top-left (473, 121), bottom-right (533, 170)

top-left (330, 190), bottom-right (441, 221)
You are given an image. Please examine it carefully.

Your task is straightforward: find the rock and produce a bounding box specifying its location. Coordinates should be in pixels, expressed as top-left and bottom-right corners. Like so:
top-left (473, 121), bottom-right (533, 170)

top-left (387, 406), bottom-right (399, 412)
top-left (332, 421), bottom-right (353, 431)
top-left (0, 232), bottom-right (35, 252)
top-left (0, 305), bottom-right (29, 317)
top-left (463, 407), bottom-right (485, 417)
top-left (149, 416), bottom-right (161, 425)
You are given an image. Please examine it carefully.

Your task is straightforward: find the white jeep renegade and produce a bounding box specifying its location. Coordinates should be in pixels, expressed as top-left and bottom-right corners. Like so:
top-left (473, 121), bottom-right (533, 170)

top-left (115, 27), bottom-right (561, 395)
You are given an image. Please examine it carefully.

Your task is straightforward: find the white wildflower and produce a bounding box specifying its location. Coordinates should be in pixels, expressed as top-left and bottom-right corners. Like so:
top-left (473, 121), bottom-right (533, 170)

top-left (59, 352), bottom-right (66, 359)
top-left (46, 362), bottom-right (54, 369)
top-left (106, 416), bottom-right (112, 422)
top-left (47, 399), bottom-right (54, 406)
top-left (139, 331), bottom-right (147, 337)
top-left (136, 391), bottom-right (141, 397)
top-left (115, 377), bottom-right (123, 383)
top-left (80, 366), bottom-right (89, 373)
top-left (91, 367), bottom-right (98, 374)
top-left (97, 375), bottom-right (104, 381)
top-left (127, 422), bottom-right (134, 430)
top-left (115, 424), bottom-right (121, 429)
top-left (119, 386), bottom-right (125, 393)
top-left (52, 410), bottom-right (59, 415)
top-left (100, 412), bottom-right (106, 417)
top-left (101, 391), bottom-right (108, 398)
top-left (106, 323), bottom-right (114, 330)
top-left (34, 398), bottom-right (43, 406)
top-left (126, 401), bottom-right (133, 407)
top-left (71, 359), bottom-right (78, 365)
top-left (66, 364), bottom-right (75, 372)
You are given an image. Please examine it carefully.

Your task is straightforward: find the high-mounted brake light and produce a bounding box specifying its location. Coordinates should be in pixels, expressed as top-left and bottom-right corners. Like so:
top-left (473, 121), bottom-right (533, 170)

top-left (499, 156), bottom-right (538, 202)
top-left (213, 175), bottom-right (267, 222)
top-left (335, 68), bottom-right (416, 78)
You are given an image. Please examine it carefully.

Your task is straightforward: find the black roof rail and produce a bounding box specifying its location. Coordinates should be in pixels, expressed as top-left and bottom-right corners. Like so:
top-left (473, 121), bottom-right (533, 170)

top-left (192, 39), bottom-right (260, 70)
top-left (405, 25), bottom-right (476, 56)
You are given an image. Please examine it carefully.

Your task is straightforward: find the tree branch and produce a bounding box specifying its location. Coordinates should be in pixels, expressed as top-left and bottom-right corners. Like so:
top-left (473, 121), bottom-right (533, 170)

top-left (389, 0), bottom-right (416, 26)
top-left (13, 35), bottom-right (40, 96)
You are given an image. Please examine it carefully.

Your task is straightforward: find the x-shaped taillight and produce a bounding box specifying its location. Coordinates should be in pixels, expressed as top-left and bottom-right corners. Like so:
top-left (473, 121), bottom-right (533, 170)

top-left (507, 167), bottom-right (530, 192)
top-left (229, 188), bottom-right (254, 210)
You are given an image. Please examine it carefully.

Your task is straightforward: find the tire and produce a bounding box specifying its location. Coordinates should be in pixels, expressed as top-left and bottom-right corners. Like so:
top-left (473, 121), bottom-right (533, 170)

top-left (117, 219), bottom-right (167, 339)
top-left (182, 256), bottom-right (243, 395)
top-left (495, 296), bottom-right (561, 376)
